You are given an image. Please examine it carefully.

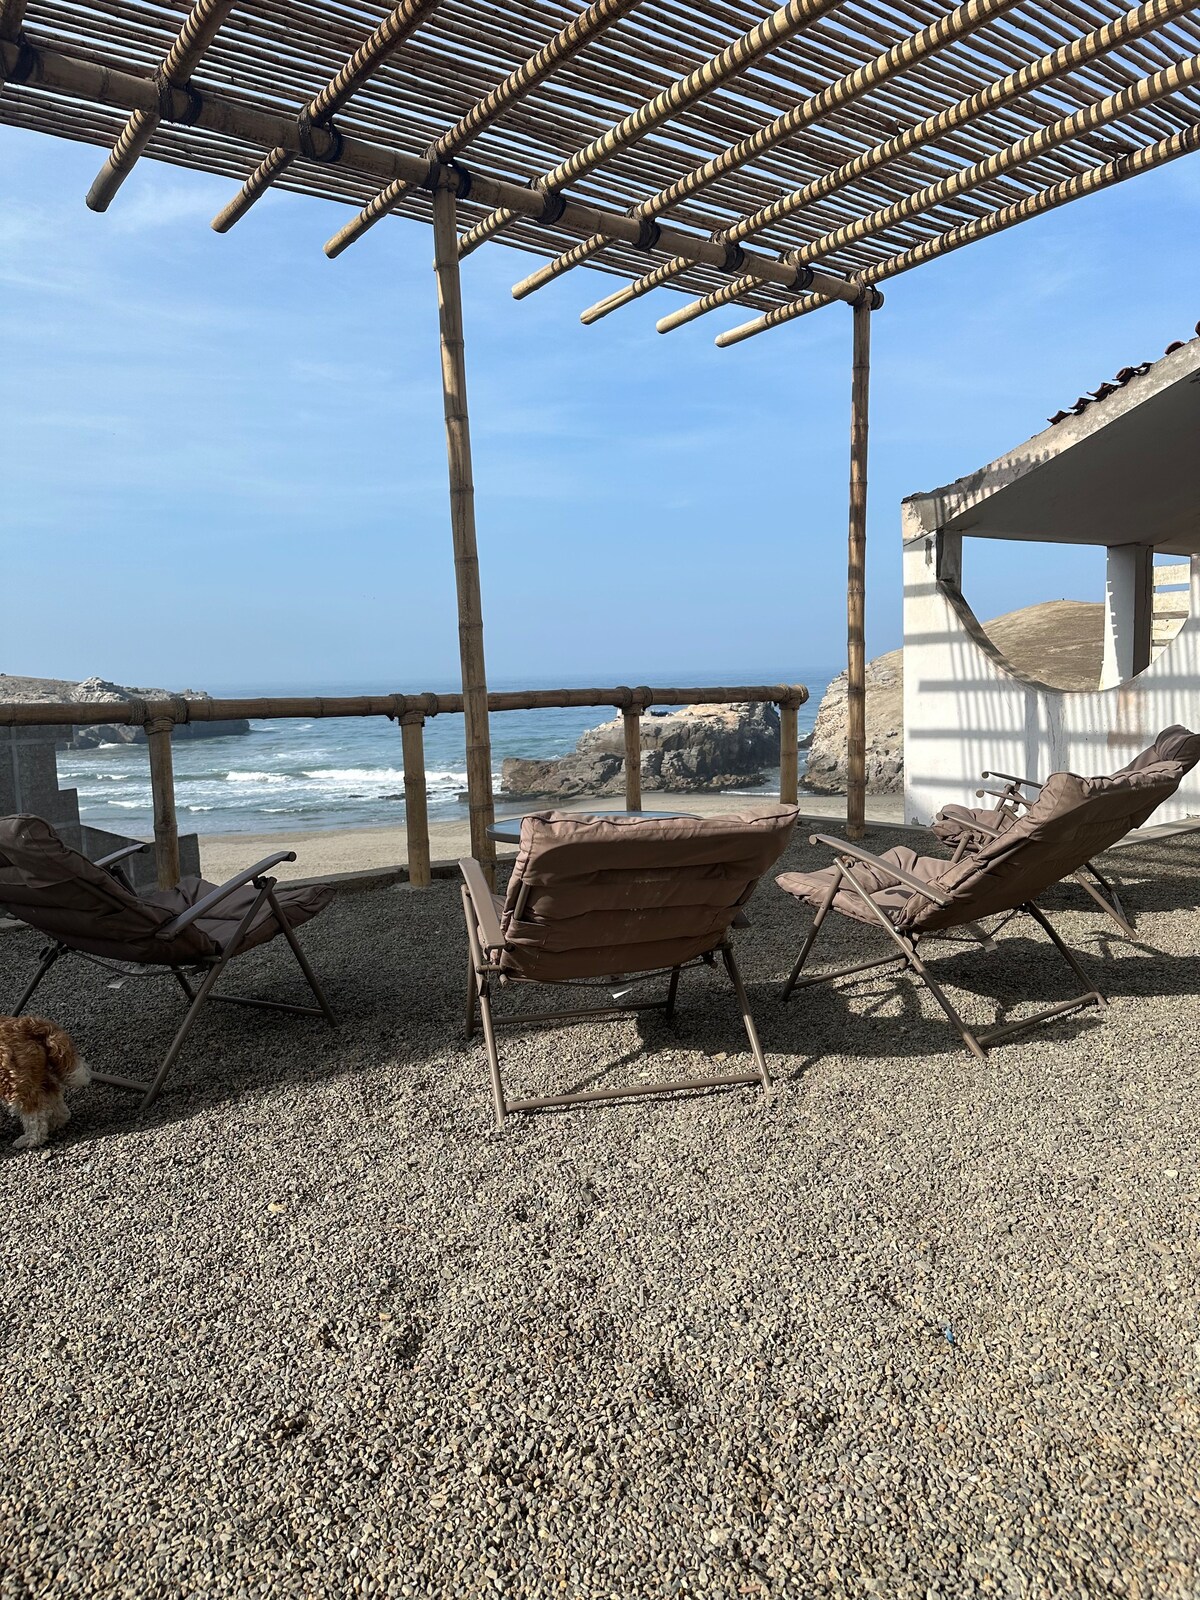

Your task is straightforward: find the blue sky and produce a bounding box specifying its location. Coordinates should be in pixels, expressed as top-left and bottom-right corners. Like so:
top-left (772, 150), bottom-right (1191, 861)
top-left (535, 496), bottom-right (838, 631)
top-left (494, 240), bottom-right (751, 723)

top-left (1, 126), bottom-right (1197, 691)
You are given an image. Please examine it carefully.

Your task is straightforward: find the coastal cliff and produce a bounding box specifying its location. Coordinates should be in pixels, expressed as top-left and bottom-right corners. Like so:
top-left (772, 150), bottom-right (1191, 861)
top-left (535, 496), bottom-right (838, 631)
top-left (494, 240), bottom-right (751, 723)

top-left (0, 674), bottom-right (251, 748)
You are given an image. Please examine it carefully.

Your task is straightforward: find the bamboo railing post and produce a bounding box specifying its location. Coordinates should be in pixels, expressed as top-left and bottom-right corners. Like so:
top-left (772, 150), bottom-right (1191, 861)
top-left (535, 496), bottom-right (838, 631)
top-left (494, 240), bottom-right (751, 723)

top-left (622, 691), bottom-right (644, 810)
top-left (779, 698), bottom-right (799, 806)
top-left (144, 716), bottom-right (181, 888)
top-left (431, 183), bottom-right (496, 884)
top-left (846, 295), bottom-right (872, 842)
top-left (399, 712), bottom-right (432, 888)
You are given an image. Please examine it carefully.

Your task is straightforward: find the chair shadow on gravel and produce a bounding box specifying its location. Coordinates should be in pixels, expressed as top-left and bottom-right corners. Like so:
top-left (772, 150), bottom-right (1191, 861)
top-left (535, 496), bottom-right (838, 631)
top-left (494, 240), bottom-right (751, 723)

top-left (476, 967), bottom-right (774, 1112)
top-left (751, 917), bottom-right (1200, 1078)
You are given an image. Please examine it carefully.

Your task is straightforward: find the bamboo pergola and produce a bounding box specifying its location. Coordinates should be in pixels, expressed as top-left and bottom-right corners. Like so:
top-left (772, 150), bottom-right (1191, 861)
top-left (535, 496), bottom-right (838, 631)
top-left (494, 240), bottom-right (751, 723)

top-left (2, 0), bottom-right (1198, 845)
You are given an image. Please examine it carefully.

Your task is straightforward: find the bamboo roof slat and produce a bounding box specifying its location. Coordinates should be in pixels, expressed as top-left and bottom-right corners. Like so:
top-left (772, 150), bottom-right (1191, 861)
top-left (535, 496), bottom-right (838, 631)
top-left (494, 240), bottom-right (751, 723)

top-left (326, 0), bottom-right (646, 257)
top-left (83, 0), bottom-right (237, 213)
top-left (210, 0), bottom-right (441, 232)
top-left (511, 0), bottom-right (1028, 299)
top-left (455, 0), bottom-right (849, 258)
top-left (716, 113), bottom-right (1200, 341)
top-left (0, 0), bottom-right (1197, 325)
top-left (652, 0), bottom-right (1195, 329)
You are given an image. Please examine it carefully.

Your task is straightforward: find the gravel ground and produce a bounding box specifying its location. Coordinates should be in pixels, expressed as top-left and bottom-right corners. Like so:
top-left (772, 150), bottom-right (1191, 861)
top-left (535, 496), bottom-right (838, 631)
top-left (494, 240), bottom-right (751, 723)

top-left (1, 825), bottom-right (1198, 1599)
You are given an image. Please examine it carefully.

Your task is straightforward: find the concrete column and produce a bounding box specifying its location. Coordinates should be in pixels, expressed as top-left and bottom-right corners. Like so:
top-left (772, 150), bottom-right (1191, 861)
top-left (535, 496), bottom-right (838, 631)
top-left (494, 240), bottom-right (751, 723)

top-left (1100, 544), bottom-right (1153, 689)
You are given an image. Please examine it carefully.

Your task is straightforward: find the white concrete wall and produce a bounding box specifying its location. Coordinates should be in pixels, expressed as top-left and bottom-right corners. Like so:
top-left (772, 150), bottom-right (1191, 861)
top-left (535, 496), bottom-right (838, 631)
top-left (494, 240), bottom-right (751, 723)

top-left (902, 526), bottom-right (1200, 827)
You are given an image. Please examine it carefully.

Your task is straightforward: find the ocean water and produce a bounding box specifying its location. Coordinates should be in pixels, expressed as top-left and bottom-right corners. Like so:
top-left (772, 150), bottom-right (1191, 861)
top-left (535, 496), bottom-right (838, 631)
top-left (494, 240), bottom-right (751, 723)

top-left (55, 673), bottom-right (830, 837)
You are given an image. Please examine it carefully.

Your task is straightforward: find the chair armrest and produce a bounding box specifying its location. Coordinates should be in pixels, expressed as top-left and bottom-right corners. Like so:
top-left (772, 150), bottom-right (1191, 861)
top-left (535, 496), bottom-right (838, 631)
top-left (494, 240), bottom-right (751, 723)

top-left (809, 834), bottom-right (952, 907)
top-left (459, 857), bottom-right (504, 951)
top-left (981, 770), bottom-right (1042, 791)
top-left (95, 842), bottom-right (149, 870)
top-left (157, 852), bottom-right (296, 940)
top-left (973, 786), bottom-right (1032, 808)
top-left (958, 815), bottom-right (1004, 840)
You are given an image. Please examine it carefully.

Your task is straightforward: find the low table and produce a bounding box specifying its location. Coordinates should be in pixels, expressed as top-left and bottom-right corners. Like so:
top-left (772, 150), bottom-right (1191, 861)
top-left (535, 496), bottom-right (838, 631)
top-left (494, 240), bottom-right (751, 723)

top-left (487, 808), bottom-right (699, 846)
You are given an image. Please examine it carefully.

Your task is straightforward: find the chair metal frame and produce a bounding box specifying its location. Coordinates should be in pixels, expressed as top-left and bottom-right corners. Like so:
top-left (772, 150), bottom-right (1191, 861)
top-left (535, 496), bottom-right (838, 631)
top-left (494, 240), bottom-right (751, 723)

top-left (781, 833), bottom-right (1105, 1061)
top-left (947, 770), bottom-right (1134, 936)
top-left (459, 858), bottom-right (770, 1129)
top-left (9, 844), bottom-right (335, 1108)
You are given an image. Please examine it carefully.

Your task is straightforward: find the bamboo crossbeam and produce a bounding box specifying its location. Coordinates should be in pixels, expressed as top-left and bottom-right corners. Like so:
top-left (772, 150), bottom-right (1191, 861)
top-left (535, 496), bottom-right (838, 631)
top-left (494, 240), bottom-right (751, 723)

top-left (432, 185), bottom-right (496, 879)
top-left (715, 119), bottom-right (1200, 346)
top-left (211, 0), bottom-right (439, 233)
top-left (456, 0), bottom-right (844, 259)
top-left (0, 36), bottom-right (859, 304)
top-left (694, 45), bottom-right (1200, 331)
top-left (85, 0), bottom-right (236, 212)
top-left (656, 0), bottom-right (1199, 333)
top-left (325, 0), bottom-right (643, 259)
top-left (0, 685), bottom-right (809, 728)
top-left (785, 51), bottom-right (1200, 269)
top-left (517, 0), bottom-right (1023, 302)
top-left (846, 296), bottom-right (871, 842)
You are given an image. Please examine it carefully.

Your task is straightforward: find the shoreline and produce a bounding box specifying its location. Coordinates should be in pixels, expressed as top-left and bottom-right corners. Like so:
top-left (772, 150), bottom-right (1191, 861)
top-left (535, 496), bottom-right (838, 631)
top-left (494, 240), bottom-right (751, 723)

top-left (196, 790), bottom-right (906, 882)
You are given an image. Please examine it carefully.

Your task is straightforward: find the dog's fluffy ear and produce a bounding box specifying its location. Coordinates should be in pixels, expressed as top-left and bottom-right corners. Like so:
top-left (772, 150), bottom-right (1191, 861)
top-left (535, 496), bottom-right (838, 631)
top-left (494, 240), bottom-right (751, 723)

top-left (16, 1016), bottom-right (77, 1079)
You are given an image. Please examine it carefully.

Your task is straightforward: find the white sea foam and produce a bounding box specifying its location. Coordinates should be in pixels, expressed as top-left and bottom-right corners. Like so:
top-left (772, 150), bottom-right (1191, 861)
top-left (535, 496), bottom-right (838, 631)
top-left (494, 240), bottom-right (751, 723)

top-left (225, 771), bottom-right (290, 784)
top-left (300, 767), bottom-right (407, 785)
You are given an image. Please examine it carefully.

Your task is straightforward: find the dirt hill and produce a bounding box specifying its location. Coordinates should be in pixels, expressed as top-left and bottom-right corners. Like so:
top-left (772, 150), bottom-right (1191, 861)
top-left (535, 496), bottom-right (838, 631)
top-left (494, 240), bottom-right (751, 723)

top-left (804, 599), bottom-right (1105, 794)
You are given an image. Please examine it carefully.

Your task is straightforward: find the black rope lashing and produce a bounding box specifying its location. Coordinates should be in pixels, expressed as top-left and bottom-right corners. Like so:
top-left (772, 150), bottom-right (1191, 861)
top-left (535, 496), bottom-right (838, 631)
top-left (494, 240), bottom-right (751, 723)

top-left (2, 32), bottom-right (39, 86)
top-left (627, 213), bottom-right (661, 252)
top-left (296, 106), bottom-right (344, 164)
top-left (529, 182), bottom-right (567, 225)
top-left (442, 159), bottom-right (473, 199)
top-left (791, 264), bottom-right (815, 292)
top-left (720, 242), bottom-right (747, 273)
top-left (152, 66), bottom-right (203, 126)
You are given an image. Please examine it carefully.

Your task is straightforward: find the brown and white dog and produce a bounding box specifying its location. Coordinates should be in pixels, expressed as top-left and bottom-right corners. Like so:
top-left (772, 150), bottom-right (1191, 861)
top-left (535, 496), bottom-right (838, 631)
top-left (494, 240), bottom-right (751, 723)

top-left (0, 1015), bottom-right (91, 1149)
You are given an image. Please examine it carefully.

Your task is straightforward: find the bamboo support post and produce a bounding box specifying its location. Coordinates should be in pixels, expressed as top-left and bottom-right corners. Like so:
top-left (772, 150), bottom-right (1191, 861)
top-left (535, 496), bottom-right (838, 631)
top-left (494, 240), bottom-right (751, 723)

top-left (144, 717), bottom-right (181, 889)
top-left (622, 698), bottom-right (643, 811)
top-left (432, 184), bottom-right (496, 882)
top-left (779, 701), bottom-right (799, 806)
top-left (458, 0), bottom-right (843, 258)
top-left (212, 0), bottom-right (437, 233)
top-left (325, 0), bottom-right (641, 259)
top-left (400, 713), bottom-right (432, 888)
top-left (85, 0), bottom-right (235, 212)
top-left (846, 296), bottom-right (871, 842)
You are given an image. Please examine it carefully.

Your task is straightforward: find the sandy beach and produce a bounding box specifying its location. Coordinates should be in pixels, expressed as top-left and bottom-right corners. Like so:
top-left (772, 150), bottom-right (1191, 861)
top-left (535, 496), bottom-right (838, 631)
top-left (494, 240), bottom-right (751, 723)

top-left (197, 789), bottom-right (907, 882)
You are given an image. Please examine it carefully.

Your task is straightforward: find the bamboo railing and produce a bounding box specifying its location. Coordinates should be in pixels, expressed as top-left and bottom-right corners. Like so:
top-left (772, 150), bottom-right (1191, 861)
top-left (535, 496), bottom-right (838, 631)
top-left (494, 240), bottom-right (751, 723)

top-left (0, 684), bottom-right (808, 892)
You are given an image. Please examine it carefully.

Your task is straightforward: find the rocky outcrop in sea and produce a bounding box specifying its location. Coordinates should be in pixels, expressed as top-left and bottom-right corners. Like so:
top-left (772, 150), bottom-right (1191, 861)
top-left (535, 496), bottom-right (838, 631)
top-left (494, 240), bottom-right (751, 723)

top-left (501, 701), bottom-right (789, 799)
top-left (0, 674), bottom-right (251, 748)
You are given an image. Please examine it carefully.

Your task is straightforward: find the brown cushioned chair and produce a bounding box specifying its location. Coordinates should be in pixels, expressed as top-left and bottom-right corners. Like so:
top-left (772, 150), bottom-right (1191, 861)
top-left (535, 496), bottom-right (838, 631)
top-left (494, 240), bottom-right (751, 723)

top-left (0, 814), bottom-right (335, 1107)
top-left (778, 766), bottom-right (1180, 1059)
top-left (459, 807), bottom-right (798, 1128)
top-left (929, 726), bottom-right (1200, 935)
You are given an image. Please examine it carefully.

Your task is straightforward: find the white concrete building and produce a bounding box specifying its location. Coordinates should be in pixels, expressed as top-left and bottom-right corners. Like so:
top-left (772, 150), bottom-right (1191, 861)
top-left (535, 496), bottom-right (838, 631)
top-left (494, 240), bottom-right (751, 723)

top-left (902, 329), bottom-right (1200, 828)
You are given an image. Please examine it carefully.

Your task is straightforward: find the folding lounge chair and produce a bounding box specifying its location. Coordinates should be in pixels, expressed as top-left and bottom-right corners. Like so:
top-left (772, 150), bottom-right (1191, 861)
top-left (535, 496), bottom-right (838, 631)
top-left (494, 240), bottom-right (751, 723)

top-left (0, 814), bottom-right (335, 1108)
top-left (459, 807), bottom-right (798, 1128)
top-left (929, 725), bottom-right (1200, 935)
top-left (778, 766), bottom-right (1181, 1060)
